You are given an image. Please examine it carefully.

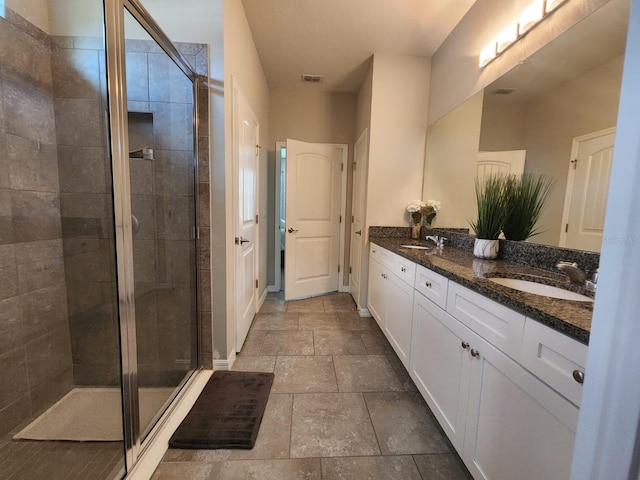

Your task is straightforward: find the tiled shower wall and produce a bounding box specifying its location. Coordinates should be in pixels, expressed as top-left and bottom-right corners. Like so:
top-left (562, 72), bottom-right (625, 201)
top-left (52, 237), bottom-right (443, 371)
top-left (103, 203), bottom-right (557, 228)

top-left (0, 6), bottom-right (212, 437)
top-left (0, 12), bottom-right (74, 437)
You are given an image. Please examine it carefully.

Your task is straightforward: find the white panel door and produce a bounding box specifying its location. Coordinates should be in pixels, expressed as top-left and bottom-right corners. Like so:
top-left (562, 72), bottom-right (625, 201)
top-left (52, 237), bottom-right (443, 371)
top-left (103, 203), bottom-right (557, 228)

top-left (285, 139), bottom-right (344, 300)
top-left (350, 129), bottom-right (368, 310)
top-left (477, 150), bottom-right (526, 178)
top-left (561, 129), bottom-right (615, 252)
top-left (234, 85), bottom-right (258, 352)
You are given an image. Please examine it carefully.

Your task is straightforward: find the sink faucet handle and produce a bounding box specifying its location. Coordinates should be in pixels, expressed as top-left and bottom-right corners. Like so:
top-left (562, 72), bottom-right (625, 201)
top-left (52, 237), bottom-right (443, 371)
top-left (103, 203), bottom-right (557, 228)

top-left (438, 237), bottom-right (447, 247)
top-left (556, 261), bottom-right (578, 268)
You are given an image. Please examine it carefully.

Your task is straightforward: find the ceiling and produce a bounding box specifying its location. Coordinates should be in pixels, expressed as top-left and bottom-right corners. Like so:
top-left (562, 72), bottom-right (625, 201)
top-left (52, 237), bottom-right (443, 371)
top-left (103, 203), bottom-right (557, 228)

top-left (241, 0), bottom-right (476, 93)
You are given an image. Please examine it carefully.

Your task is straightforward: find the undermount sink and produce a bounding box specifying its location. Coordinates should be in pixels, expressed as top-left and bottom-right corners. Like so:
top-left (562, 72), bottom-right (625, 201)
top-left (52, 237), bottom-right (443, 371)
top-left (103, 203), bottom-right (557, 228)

top-left (488, 278), bottom-right (594, 302)
top-left (400, 244), bottom-right (431, 250)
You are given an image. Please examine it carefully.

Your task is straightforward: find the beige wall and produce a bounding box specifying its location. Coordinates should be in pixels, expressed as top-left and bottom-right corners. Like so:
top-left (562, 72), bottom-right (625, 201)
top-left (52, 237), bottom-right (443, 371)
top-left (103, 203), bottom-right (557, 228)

top-left (479, 94), bottom-right (526, 151)
top-left (6, 0), bottom-right (49, 32)
top-left (429, 0), bottom-right (610, 124)
top-left (267, 90), bottom-right (357, 287)
top-left (366, 53), bottom-right (430, 228)
top-left (523, 54), bottom-right (623, 246)
top-left (224, 0), bottom-right (270, 358)
top-left (423, 91), bottom-right (484, 229)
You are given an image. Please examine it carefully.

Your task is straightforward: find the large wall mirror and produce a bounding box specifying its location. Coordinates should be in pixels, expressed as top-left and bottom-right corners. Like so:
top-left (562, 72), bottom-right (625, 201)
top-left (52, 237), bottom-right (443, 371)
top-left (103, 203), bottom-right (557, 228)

top-left (423, 0), bottom-right (629, 253)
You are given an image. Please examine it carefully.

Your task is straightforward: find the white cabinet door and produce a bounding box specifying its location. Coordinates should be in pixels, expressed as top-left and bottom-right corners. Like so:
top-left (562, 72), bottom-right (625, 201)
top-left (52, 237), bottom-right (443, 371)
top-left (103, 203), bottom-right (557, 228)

top-left (367, 256), bottom-right (387, 328)
top-left (464, 330), bottom-right (579, 480)
top-left (384, 271), bottom-right (414, 368)
top-left (411, 292), bottom-right (471, 452)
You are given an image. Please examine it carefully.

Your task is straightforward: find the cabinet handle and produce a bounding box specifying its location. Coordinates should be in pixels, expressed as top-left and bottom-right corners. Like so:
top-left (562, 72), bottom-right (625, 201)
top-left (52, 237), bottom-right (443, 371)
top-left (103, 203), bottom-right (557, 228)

top-left (461, 341), bottom-right (469, 350)
top-left (425, 281), bottom-right (432, 288)
top-left (572, 370), bottom-right (585, 384)
top-left (401, 267), bottom-right (406, 273)
top-left (470, 349), bottom-right (480, 358)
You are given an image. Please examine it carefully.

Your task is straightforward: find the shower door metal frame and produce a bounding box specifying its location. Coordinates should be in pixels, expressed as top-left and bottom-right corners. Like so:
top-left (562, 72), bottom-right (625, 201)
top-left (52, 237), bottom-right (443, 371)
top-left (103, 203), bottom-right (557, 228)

top-left (103, 0), bottom-right (201, 470)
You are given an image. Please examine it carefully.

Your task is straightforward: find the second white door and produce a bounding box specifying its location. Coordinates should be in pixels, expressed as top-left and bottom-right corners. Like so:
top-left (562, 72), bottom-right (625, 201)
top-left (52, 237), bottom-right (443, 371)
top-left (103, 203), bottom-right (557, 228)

top-left (285, 139), bottom-right (345, 300)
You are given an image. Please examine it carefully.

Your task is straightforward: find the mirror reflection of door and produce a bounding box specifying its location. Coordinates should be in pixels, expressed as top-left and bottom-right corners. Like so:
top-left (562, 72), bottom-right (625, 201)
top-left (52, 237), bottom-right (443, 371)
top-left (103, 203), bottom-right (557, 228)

top-left (477, 150), bottom-right (526, 178)
top-left (284, 139), bottom-right (346, 301)
top-left (560, 128), bottom-right (615, 252)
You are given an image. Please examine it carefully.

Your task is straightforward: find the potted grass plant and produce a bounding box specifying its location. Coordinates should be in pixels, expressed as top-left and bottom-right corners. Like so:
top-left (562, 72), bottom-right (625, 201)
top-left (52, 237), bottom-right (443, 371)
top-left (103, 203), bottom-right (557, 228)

top-left (469, 174), bottom-right (508, 259)
top-left (503, 173), bottom-right (555, 241)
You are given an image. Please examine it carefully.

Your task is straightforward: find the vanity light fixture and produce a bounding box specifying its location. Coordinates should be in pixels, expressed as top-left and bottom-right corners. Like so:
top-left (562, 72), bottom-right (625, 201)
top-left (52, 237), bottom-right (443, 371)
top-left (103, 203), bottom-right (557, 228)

top-left (479, 41), bottom-right (498, 67)
top-left (519, 0), bottom-right (545, 35)
top-left (479, 0), bottom-right (570, 67)
top-left (545, 0), bottom-right (567, 13)
top-left (496, 23), bottom-right (518, 53)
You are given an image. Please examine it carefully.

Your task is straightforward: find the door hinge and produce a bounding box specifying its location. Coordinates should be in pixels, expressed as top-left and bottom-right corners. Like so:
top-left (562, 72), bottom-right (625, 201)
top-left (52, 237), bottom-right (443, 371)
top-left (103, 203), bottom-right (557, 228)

top-left (349, 266), bottom-right (352, 274)
top-left (256, 214), bottom-right (259, 224)
top-left (351, 215), bottom-right (354, 223)
top-left (339, 215), bottom-right (342, 223)
top-left (571, 159), bottom-right (578, 170)
top-left (255, 279), bottom-right (259, 289)
top-left (192, 226), bottom-right (200, 239)
top-left (352, 161), bottom-right (357, 170)
top-left (341, 163), bottom-right (344, 172)
top-left (338, 265), bottom-right (341, 273)
top-left (565, 223), bottom-right (569, 233)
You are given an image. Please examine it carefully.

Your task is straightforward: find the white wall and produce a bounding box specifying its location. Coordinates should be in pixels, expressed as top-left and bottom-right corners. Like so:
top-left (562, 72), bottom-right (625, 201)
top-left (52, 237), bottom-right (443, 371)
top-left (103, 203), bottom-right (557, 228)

top-left (224, 0), bottom-right (270, 358)
top-left (429, 0), bottom-right (610, 124)
top-left (366, 53), bottom-right (431, 228)
top-left (423, 91), bottom-right (484, 229)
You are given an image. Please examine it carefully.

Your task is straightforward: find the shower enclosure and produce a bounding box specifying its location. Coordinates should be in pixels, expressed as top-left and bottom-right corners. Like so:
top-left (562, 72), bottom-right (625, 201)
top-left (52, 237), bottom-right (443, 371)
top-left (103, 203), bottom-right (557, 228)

top-left (0, 0), bottom-right (209, 478)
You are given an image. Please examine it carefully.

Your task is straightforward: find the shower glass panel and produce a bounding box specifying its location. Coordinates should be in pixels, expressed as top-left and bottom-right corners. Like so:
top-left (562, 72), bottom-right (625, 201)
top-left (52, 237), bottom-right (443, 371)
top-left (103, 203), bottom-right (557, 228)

top-left (123, 8), bottom-right (199, 439)
top-left (0, 1), bottom-right (125, 478)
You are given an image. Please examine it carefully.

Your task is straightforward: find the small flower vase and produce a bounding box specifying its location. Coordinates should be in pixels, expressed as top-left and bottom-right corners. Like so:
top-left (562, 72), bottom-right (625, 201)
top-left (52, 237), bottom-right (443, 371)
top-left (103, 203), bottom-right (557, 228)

top-left (473, 238), bottom-right (499, 259)
top-left (411, 223), bottom-right (421, 239)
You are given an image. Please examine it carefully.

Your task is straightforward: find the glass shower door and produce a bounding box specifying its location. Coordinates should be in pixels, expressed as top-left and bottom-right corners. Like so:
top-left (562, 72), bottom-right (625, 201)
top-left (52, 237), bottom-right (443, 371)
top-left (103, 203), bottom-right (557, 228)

top-left (123, 8), bottom-right (199, 439)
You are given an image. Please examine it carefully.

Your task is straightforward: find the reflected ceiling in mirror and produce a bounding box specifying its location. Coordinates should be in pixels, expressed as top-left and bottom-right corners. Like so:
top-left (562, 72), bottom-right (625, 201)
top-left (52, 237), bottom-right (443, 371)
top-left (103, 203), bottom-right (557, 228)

top-left (423, 0), bottom-right (629, 253)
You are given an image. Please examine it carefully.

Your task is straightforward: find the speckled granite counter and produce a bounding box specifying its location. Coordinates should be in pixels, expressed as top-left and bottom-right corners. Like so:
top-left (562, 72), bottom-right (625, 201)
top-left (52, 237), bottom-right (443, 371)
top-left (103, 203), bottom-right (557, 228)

top-left (370, 236), bottom-right (593, 345)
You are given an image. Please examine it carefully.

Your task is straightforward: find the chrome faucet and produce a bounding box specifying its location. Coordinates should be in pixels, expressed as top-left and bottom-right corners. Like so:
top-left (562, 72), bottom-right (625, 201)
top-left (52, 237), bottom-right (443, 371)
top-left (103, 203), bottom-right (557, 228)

top-left (556, 261), bottom-right (599, 290)
top-left (425, 235), bottom-right (447, 248)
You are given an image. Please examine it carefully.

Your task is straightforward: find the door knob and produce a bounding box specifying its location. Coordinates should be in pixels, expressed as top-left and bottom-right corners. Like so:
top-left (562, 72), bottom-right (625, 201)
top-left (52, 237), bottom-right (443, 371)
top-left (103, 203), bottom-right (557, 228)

top-left (235, 237), bottom-right (250, 245)
top-left (287, 228), bottom-right (299, 233)
top-left (355, 230), bottom-right (362, 235)
top-left (572, 370), bottom-right (585, 384)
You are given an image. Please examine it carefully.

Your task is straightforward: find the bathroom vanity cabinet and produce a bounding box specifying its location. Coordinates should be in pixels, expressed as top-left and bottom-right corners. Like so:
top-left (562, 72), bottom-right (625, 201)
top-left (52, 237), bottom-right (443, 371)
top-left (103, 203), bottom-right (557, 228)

top-left (367, 243), bottom-right (588, 480)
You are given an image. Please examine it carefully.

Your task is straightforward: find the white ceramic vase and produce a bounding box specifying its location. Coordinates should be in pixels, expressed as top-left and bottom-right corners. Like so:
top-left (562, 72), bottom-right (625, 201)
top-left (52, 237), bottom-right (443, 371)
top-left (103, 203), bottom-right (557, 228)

top-left (473, 238), bottom-right (499, 259)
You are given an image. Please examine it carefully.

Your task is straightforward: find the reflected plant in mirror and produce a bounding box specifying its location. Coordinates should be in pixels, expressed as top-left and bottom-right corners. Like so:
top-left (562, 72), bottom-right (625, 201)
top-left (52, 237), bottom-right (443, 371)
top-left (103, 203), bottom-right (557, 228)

top-left (503, 173), bottom-right (555, 241)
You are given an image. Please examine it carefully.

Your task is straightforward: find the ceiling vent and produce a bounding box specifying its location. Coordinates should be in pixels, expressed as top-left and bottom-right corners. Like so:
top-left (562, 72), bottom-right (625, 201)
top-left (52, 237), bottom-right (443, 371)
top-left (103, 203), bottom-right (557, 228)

top-left (490, 88), bottom-right (517, 95)
top-left (301, 74), bottom-right (324, 83)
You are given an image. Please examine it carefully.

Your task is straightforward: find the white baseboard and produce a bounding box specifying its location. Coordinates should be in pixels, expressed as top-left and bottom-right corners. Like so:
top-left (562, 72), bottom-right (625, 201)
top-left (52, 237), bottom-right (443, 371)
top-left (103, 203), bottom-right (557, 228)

top-left (126, 369), bottom-right (213, 480)
top-left (267, 285), bottom-right (279, 293)
top-left (339, 285), bottom-right (350, 293)
top-left (258, 288), bottom-right (268, 311)
top-left (212, 350), bottom-right (236, 371)
top-left (358, 308), bottom-right (371, 317)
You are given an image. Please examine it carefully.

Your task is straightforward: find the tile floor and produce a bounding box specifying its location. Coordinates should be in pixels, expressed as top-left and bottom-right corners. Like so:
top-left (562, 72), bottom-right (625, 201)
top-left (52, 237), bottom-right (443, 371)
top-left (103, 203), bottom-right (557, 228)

top-left (151, 292), bottom-right (473, 480)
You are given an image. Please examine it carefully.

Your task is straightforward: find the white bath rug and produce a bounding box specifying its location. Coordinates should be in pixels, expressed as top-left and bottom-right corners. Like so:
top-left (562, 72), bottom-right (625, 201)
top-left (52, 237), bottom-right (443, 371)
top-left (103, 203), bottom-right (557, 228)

top-left (13, 387), bottom-right (174, 442)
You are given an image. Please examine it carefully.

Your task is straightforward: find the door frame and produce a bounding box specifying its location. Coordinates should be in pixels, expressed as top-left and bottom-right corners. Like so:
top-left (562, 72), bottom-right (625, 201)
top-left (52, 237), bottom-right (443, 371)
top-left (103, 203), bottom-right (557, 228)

top-left (349, 128), bottom-right (369, 311)
top-left (273, 140), bottom-right (349, 295)
top-left (559, 126), bottom-right (616, 248)
top-left (231, 77), bottom-right (260, 351)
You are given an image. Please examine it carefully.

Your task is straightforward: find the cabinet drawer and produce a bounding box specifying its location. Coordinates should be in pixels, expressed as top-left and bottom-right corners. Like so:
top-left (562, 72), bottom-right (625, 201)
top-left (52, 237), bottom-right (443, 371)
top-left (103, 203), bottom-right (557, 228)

top-left (522, 319), bottom-right (588, 407)
top-left (414, 265), bottom-right (448, 309)
top-left (391, 254), bottom-right (416, 286)
top-left (370, 244), bottom-right (394, 270)
top-left (447, 282), bottom-right (525, 359)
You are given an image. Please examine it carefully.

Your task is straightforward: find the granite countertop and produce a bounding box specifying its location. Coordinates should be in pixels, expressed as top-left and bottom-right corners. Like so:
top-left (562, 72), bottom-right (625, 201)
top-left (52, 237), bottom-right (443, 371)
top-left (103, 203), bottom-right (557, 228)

top-left (370, 236), bottom-right (593, 345)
